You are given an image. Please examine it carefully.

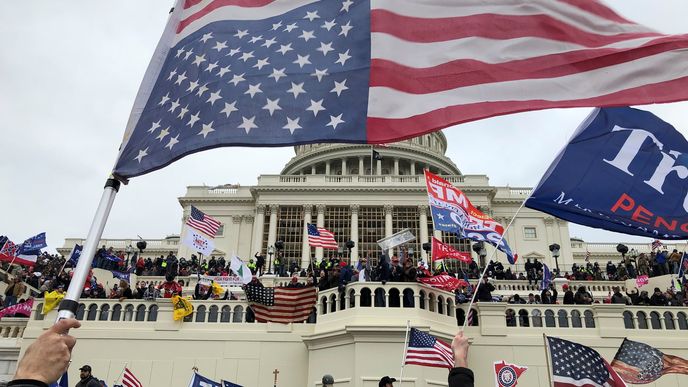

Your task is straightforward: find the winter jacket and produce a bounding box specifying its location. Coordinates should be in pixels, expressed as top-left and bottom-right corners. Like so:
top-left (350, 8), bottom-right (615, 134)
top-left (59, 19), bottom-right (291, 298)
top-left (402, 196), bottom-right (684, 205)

top-left (448, 367), bottom-right (474, 387)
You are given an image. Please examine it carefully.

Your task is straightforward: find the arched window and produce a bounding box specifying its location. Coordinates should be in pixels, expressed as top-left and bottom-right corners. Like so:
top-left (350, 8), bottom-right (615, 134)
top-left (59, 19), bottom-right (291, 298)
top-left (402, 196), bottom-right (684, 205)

top-left (307, 307), bottom-right (317, 323)
top-left (584, 310), bottom-right (595, 328)
top-left (389, 288), bottom-right (401, 308)
top-left (111, 304), bottom-right (122, 321)
top-left (428, 294), bottom-right (436, 312)
top-left (195, 305), bottom-right (207, 323)
top-left (677, 312), bottom-right (688, 330)
top-left (233, 306), bottom-right (244, 322)
top-left (419, 290), bottom-right (426, 310)
top-left (557, 310), bottom-right (569, 328)
top-left (544, 310), bottom-right (555, 327)
top-left (321, 296), bottom-right (328, 315)
top-left (360, 288), bottom-right (372, 307)
top-left (571, 310), bottom-right (582, 328)
top-left (124, 304), bottom-right (134, 321)
top-left (135, 305), bottom-right (146, 321)
top-left (664, 312), bottom-right (675, 330)
top-left (637, 311), bottom-right (648, 329)
top-left (148, 305), bottom-right (158, 321)
top-left (374, 288), bottom-right (386, 307)
top-left (531, 309), bottom-right (542, 327)
top-left (349, 289), bottom-right (356, 308)
top-left (330, 294), bottom-right (337, 313)
top-left (99, 304), bottom-right (110, 321)
top-left (220, 306), bottom-right (231, 322)
top-left (437, 296), bottom-right (444, 314)
top-left (208, 306), bottom-right (219, 323)
top-left (518, 309), bottom-right (529, 327)
top-left (506, 309), bottom-right (516, 327)
top-left (650, 311), bottom-right (662, 329)
top-left (446, 299), bottom-right (454, 317)
top-left (623, 311), bottom-right (635, 329)
top-left (75, 304), bottom-right (86, 320)
top-left (469, 308), bottom-right (479, 326)
top-left (456, 309), bottom-right (465, 326)
top-left (86, 304), bottom-right (98, 321)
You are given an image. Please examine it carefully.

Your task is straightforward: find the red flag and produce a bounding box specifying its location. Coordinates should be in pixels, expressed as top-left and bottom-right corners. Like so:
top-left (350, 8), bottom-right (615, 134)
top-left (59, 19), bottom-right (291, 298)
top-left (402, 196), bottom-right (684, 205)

top-left (418, 275), bottom-right (468, 292)
top-left (494, 361), bottom-right (528, 387)
top-left (0, 298), bottom-right (34, 319)
top-left (431, 237), bottom-right (472, 263)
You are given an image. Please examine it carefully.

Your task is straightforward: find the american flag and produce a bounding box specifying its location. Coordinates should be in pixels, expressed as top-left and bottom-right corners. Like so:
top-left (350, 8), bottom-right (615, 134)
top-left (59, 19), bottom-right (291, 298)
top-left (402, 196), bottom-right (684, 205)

top-left (245, 285), bottom-right (317, 323)
top-left (122, 368), bottom-right (143, 387)
top-left (186, 206), bottom-right (222, 237)
top-left (651, 239), bottom-right (664, 251)
top-left (611, 338), bottom-right (688, 384)
top-left (112, 0), bottom-right (688, 179)
top-left (404, 328), bottom-right (454, 369)
top-left (307, 223), bottom-right (338, 249)
top-left (547, 336), bottom-right (627, 387)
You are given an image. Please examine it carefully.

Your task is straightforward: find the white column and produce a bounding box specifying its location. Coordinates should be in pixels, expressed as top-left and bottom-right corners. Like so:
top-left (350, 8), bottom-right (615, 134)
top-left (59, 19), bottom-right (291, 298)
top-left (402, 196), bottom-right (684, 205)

top-left (241, 215), bottom-right (254, 258)
top-left (315, 204), bottom-right (326, 260)
top-left (233, 216), bottom-right (243, 256)
top-left (384, 204), bottom-right (393, 256)
top-left (341, 158), bottom-right (347, 175)
top-left (267, 204), bottom-right (279, 249)
top-left (376, 160), bottom-right (382, 175)
top-left (251, 205), bottom-right (266, 254)
top-left (419, 205), bottom-right (429, 261)
top-left (350, 205), bottom-right (359, 264)
top-left (393, 158), bottom-right (399, 175)
top-left (325, 161), bottom-right (331, 175)
top-left (302, 205), bottom-right (312, 269)
top-left (311, 165), bottom-right (316, 174)
top-left (410, 162), bottom-right (416, 175)
top-left (358, 157), bottom-right (364, 175)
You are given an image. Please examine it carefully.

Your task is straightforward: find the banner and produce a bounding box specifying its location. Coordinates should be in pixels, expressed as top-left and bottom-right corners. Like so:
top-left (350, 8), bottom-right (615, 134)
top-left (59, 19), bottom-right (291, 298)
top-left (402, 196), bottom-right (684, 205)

top-left (171, 295), bottom-right (193, 321)
top-left (417, 275), bottom-right (468, 292)
top-left (635, 275), bottom-right (649, 288)
top-left (182, 227), bottom-right (215, 256)
top-left (18, 232), bottom-right (47, 254)
top-left (494, 361), bottom-right (527, 387)
top-left (0, 298), bottom-right (33, 319)
top-left (230, 256), bottom-right (252, 284)
top-left (626, 274), bottom-right (673, 293)
top-left (377, 229), bottom-right (416, 251)
top-left (198, 275), bottom-right (244, 288)
top-left (527, 107), bottom-right (688, 239)
top-left (431, 237), bottom-right (472, 263)
top-left (425, 170), bottom-right (515, 263)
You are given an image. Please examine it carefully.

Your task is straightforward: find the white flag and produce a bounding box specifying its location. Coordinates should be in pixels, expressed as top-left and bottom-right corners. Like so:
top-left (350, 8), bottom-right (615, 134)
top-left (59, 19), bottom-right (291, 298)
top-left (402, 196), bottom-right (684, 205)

top-left (230, 256), bottom-right (252, 284)
top-left (182, 227), bottom-right (215, 256)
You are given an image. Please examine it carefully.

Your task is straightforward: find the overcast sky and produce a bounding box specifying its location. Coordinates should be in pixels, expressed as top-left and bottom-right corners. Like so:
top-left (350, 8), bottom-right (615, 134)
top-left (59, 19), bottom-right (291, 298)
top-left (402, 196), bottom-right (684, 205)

top-left (1, 1), bottom-right (687, 253)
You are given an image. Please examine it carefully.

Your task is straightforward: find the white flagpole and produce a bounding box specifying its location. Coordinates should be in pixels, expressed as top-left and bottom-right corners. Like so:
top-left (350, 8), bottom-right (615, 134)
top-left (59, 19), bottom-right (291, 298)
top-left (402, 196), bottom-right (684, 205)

top-left (461, 196), bottom-right (530, 332)
top-left (398, 320), bottom-right (411, 387)
top-left (115, 362), bottom-right (128, 386)
top-left (57, 178), bottom-right (121, 322)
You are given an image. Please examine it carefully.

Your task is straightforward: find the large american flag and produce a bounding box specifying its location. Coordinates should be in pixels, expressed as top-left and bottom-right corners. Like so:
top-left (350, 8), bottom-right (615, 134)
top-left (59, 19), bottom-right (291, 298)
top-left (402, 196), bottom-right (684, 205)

top-left (307, 223), bottom-right (338, 249)
top-left (186, 206), bottom-right (222, 237)
top-left (611, 338), bottom-right (688, 384)
top-left (112, 0), bottom-right (688, 179)
top-left (547, 336), bottom-right (627, 387)
top-left (245, 285), bottom-right (317, 323)
top-left (404, 328), bottom-right (454, 369)
top-left (122, 368), bottom-right (143, 387)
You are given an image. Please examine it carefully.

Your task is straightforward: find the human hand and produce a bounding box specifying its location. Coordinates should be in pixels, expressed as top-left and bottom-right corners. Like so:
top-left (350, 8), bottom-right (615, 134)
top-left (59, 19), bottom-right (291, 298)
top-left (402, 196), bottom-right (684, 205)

top-left (451, 330), bottom-right (470, 368)
top-left (14, 318), bottom-right (81, 384)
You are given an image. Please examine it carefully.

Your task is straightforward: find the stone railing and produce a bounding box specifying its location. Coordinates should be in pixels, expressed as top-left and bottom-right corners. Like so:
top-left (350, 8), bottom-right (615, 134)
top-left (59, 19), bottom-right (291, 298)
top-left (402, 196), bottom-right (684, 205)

top-left (0, 319), bottom-right (27, 339)
top-left (257, 174), bottom-right (490, 187)
top-left (135, 274), bottom-right (307, 289)
top-left (491, 279), bottom-right (626, 295)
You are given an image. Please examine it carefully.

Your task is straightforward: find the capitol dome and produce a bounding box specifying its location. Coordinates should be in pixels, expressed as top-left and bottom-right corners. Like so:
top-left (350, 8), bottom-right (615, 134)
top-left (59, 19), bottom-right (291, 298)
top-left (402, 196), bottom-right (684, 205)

top-left (281, 132), bottom-right (460, 176)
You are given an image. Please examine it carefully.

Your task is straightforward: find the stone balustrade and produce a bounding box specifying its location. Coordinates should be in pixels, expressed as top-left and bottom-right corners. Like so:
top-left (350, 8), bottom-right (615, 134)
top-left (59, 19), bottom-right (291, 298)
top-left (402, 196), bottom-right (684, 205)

top-left (0, 319), bottom-right (27, 339)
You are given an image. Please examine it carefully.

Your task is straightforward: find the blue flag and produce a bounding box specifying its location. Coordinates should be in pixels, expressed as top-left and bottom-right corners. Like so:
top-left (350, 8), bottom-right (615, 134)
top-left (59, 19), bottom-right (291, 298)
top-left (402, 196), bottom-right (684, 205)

top-left (69, 244), bottom-right (83, 265)
top-left (527, 107), bottom-right (688, 239)
top-left (18, 232), bottom-right (47, 255)
top-left (105, 253), bottom-right (122, 262)
top-left (48, 371), bottom-right (68, 387)
top-left (111, 271), bottom-right (130, 283)
top-left (222, 381), bottom-right (243, 387)
top-left (189, 372), bottom-right (221, 387)
top-left (540, 264), bottom-right (552, 291)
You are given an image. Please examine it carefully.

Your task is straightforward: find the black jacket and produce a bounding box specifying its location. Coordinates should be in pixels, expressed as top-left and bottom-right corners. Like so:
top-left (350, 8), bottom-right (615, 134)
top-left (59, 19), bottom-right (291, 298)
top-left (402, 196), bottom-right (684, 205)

top-left (448, 367), bottom-right (474, 387)
top-left (76, 376), bottom-right (102, 387)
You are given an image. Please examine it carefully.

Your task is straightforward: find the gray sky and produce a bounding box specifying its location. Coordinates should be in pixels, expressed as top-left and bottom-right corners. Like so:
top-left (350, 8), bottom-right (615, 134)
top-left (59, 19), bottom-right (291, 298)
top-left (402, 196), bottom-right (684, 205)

top-left (1, 1), bottom-right (687, 252)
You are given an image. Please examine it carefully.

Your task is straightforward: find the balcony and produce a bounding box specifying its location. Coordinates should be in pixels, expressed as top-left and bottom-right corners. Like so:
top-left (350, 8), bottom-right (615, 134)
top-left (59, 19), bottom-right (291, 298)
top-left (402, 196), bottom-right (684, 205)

top-left (256, 174), bottom-right (490, 188)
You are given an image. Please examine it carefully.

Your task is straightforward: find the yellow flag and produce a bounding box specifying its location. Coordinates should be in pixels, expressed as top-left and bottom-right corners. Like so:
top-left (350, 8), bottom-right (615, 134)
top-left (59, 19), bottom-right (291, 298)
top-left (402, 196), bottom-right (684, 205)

top-left (171, 295), bottom-right (193, 321)
top-left (211, 282), bottom-right (224, 296)
top-left (42, 291), bottom-right (64, 315)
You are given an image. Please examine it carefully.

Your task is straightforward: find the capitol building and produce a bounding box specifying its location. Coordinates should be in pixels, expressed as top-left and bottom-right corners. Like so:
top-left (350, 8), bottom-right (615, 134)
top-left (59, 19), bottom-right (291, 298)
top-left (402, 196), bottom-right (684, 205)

top-left (4, 134), bottom-right (686, 387)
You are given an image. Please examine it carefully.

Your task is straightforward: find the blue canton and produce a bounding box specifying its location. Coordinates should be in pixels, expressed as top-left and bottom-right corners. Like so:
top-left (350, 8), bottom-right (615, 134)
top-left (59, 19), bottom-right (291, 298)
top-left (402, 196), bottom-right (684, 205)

top-left (115, 0), bottom-right (371, 178)
top-left (408, 328), bottom-right (437, 348)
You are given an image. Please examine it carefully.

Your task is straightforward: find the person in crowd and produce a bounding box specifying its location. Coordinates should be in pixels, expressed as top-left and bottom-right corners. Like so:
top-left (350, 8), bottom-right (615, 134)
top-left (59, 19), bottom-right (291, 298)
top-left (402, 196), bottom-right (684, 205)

top-left (527, 293), bottom-right (538, 304)
top-left (562, 284), bottom-right (574, 305)
top-left (606, 261), bottom-right (617, 280)
top-left (541, 284), bottom-right (558, 304)
top-left (322, 374), bottom-right (334, 387)
top-left (4, 277), bottom-right (25, 307)
top-left (507, 294), bottom-right (526, 304)
top-left (379, 376), bottom-right (397, 387)
top-left (476, 276), bottom-right (495, 302)
top-left (669, 249), bottom-right (683, 274)
top-left (574, 285), bottom-right (593, 305)
top-left (117, 280), bottom-right (133, 302)
top-left (610, 286), bottom-right (628, 304)
top-left (650, 287), bottom-right (668, 306)
top-left (158, 274), bottom-right (182, 298)
top-left (143, 283), bottom-right (160, 301)
top-left (76, 365), bottom-right (101, 387)
top-left (449, 330), bottom-right (473, 387)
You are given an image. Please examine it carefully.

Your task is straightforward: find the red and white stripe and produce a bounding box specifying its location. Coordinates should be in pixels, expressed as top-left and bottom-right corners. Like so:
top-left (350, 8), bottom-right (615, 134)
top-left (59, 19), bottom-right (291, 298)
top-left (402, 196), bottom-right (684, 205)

top-left (308, 227), bottom-right (338, 249)
top-left (251, 287), bottom-right (317, 323)
top-left (405, 337), bottom-right (454, 369)
top-left (366, 0), bottom-right (688, 142)
top-left (122, 368), bottom-right (143, 387)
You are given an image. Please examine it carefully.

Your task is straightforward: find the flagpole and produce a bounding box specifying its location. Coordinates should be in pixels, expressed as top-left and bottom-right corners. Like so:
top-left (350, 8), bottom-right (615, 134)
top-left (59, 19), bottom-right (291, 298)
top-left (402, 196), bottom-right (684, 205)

top-left (115, 362), bottom-right (127, 386)
top-left (57, 178), bottom-right (121, 322)
top-left (398, 320), bottom-right (410, 387)
top-left (460, 195), bottom-right (530, 332)
top-left (542, 334), bottom-right (554, 387)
